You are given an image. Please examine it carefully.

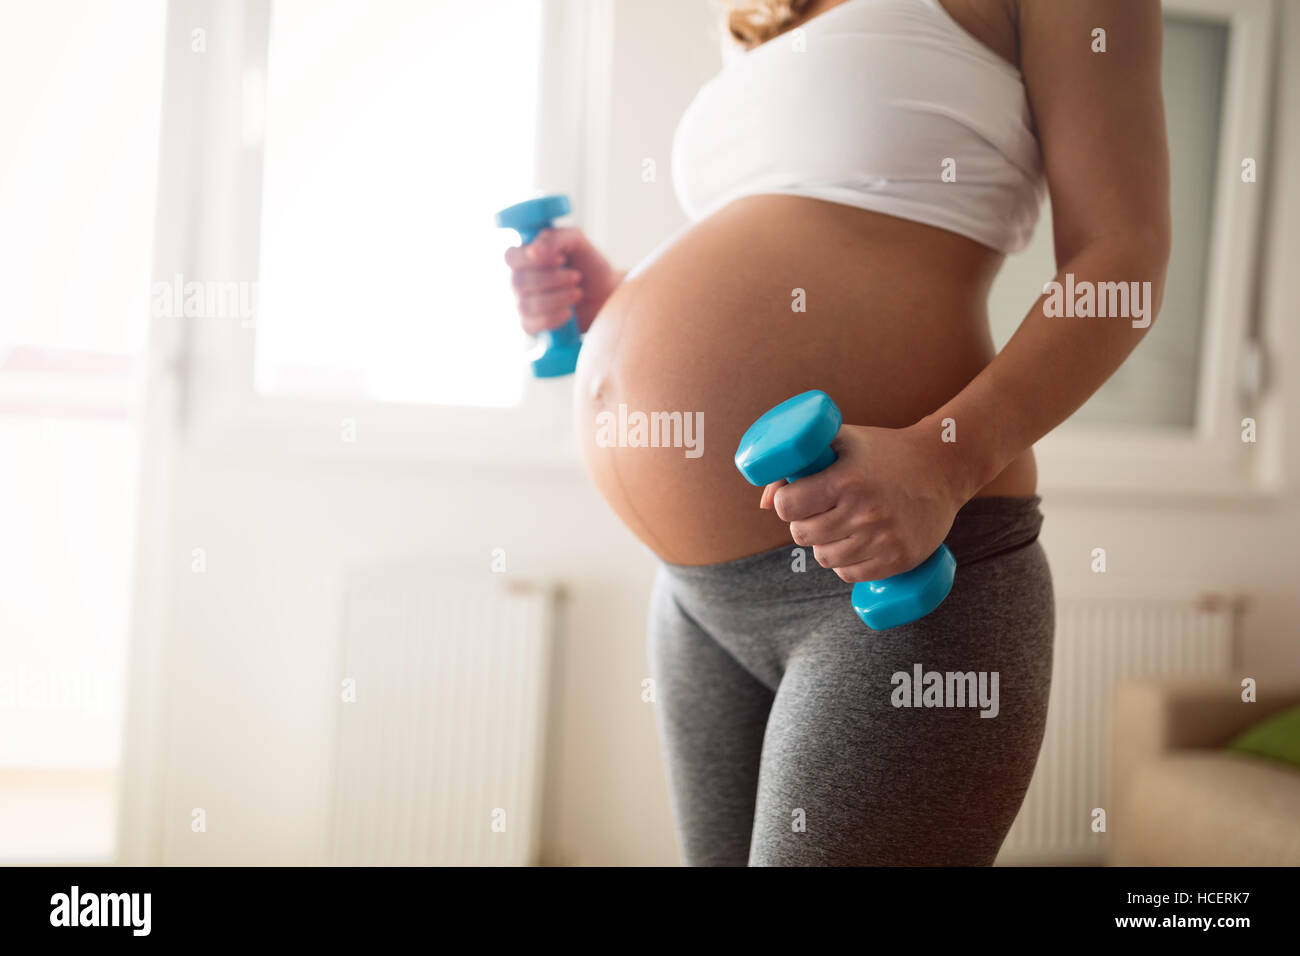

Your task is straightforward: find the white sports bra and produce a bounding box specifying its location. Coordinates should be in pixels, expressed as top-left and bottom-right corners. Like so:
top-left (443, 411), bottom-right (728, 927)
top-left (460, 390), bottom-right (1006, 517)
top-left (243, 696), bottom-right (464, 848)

top-left (670, 0), bottom-right (1046, 254)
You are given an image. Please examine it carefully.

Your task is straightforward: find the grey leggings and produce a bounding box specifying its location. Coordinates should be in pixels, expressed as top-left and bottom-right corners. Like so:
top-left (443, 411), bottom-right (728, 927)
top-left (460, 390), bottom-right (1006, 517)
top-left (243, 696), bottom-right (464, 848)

top-left (648, 495), bottom-right (1053, 866)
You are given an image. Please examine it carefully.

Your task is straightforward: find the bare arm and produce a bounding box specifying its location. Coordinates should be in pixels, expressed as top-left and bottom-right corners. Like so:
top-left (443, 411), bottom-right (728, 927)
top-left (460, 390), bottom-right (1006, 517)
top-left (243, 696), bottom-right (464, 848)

top-left (926, 0), bottom-right (1171, 498)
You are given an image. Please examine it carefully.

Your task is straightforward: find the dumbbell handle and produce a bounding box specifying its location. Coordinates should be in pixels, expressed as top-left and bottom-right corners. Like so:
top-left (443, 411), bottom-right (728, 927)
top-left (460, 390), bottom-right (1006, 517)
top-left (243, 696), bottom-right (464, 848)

top-left (507, 219), bottom-right (581, 352)
top-left (736, 390), bottom-right (956, 629)
top-left (784, 441), bottom-right (953, 581)
top-left (785, 446), bottom-right (838, 482)
top-left (496, 195), bottom-right (583, 377)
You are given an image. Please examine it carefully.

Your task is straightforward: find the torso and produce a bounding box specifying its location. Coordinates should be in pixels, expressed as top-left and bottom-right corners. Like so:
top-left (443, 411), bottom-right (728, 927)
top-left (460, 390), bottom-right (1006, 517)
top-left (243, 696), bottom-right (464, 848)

top-left (574, 0), bottom-right (1038, 566)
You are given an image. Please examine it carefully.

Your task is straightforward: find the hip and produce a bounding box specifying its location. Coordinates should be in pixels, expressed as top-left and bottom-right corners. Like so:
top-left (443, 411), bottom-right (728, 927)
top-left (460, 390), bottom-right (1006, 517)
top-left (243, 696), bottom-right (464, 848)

top-left (649, 495), bottom-right (1054, 692)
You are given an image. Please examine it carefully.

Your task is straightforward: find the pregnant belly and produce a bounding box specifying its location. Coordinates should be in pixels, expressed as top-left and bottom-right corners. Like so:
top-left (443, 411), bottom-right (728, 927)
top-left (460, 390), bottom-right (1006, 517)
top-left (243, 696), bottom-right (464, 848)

top-left (573, 195), bottom-right (1037, 565)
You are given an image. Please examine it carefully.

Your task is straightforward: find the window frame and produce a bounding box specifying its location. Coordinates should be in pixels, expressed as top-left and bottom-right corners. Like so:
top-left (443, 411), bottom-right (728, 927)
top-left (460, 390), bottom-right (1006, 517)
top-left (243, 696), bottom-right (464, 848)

top-left (170, 0), bottom-right (611, 469)
top-left (1034, 0), bottom-right (1279, 499)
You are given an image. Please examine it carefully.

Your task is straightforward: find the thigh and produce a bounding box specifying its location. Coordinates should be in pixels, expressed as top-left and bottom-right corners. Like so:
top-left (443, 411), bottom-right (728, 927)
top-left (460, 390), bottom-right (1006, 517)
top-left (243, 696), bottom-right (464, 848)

top-left (648, 566), bottom-right (775, 866)
top-left (749, 542), bottom-right (1055, 866)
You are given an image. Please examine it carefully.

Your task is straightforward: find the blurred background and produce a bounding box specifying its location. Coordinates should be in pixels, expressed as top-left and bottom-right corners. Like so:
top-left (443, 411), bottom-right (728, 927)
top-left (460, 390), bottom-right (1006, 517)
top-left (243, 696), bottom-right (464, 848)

top-left (1, 0), bottom-right (1297, 866)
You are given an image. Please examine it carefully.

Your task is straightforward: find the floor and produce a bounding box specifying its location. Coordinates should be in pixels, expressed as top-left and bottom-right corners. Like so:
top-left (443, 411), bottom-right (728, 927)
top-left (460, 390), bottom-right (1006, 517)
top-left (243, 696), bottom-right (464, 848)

top-left (0, 768), bottom-right (116, 863)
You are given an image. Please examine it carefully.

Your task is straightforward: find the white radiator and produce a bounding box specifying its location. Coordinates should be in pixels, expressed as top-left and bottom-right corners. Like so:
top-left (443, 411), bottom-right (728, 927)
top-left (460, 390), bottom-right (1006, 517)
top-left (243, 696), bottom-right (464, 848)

top-left (998, 594), bottom-right (1240, 864)
top-left (329, 569), bottom-right (556, 866)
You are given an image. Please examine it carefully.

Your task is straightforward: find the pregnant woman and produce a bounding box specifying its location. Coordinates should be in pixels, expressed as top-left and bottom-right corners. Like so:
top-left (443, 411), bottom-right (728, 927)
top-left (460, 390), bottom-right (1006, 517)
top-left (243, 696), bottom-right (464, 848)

top-left (506, 0), bottom-right (1169, 865)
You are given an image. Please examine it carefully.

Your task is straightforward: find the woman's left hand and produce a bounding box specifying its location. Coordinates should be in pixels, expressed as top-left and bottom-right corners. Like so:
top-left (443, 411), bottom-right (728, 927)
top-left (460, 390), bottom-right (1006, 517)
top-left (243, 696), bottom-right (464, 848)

top-left (759, 422), bottom-right (970, 583)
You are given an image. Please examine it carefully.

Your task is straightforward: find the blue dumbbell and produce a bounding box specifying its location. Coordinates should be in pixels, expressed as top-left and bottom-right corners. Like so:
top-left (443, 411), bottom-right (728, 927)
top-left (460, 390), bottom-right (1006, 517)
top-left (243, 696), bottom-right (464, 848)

top-left (495, 194), bottom-right (583, 378)
top-left (734, 390), bottom-right (957, 630)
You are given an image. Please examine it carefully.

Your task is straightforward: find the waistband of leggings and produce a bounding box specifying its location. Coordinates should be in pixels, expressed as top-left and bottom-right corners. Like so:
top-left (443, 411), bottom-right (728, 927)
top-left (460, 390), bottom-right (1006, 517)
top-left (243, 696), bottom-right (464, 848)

top-left (658, 495), bottom-right (1043, 600)
top-left (942, 494), bottom-right (1043, 566)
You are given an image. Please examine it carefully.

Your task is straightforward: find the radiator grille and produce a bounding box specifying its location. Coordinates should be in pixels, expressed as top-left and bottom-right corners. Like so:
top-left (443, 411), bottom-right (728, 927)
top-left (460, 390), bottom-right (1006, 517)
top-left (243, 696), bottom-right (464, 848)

top-left (329, 570), bottom-right (555, 866)
top-left (998, 595), bottom-right (1238, 863)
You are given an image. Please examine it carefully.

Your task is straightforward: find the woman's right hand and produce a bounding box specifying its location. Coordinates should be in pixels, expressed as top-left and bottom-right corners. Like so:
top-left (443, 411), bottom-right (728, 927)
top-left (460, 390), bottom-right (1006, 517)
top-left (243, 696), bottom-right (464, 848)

top-left (504, 227), bottom-right (624, 335)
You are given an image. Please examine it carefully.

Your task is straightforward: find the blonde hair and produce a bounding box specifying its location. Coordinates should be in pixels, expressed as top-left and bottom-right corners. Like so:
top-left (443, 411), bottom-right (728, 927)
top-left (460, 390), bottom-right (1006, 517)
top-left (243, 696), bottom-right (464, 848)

top-left (722, 0), bottom-right (817, 50)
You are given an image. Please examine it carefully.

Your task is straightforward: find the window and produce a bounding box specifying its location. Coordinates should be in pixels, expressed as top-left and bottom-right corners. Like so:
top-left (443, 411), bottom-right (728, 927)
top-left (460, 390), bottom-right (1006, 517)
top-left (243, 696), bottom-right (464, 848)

top-left (984, 0), bottom-right (1276, 496)
top-left (0, 0), bottom-right (166, 861)
top-left (254, 0), bottom-right (543, 408)
top-left (988, 14), bottom-right (1230, 431)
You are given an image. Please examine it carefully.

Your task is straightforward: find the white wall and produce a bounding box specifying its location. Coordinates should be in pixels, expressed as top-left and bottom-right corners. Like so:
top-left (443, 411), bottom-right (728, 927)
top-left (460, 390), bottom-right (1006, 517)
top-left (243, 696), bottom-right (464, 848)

top-left (141, 0), bottom-right (1299, 867)
top-left (159, 453), bottom-right (669, 865)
